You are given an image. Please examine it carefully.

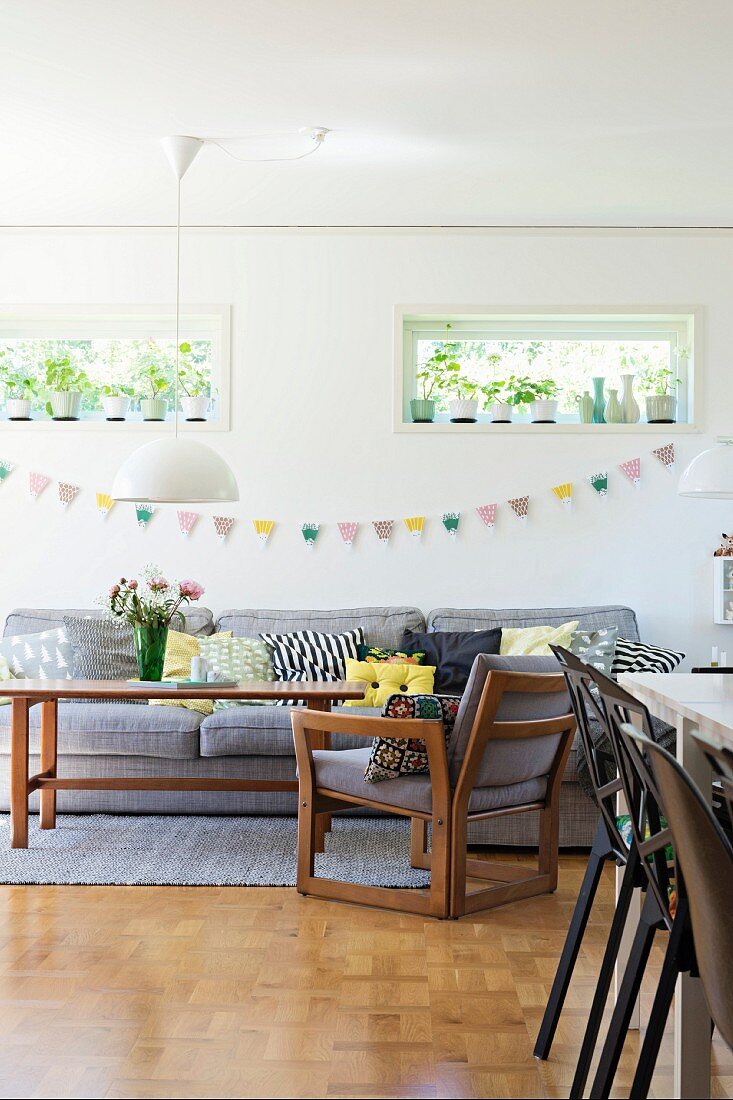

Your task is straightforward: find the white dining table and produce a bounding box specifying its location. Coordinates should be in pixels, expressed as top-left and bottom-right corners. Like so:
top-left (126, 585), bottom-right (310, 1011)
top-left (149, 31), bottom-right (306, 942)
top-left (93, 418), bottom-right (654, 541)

top-left (618, 672), bottom-right (733, 1099)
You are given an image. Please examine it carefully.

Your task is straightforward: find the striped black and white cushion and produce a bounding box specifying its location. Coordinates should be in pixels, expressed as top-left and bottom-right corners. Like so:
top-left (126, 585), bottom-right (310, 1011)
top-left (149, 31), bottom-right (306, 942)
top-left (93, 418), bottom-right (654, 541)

top-left (611, 637), bottom-right (684, 677)
top-left (259, 628), bottom-right (364, 703)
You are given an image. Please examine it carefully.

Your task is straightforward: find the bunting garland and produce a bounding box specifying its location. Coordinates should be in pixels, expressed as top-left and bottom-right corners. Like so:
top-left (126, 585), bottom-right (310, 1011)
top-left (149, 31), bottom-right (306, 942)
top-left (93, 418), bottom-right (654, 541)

top-left (0, 460), bottom-right (15, 483)
top-left (337, 521), bottom-right (358, 549)
top-left (404, 516), bottom-right (425, 539)
top-left (373, 519), bottom-right (394, 546)
top-left (507, 495), bottom-right (529, 521)
top-left (135, 503), bottom-right (155, 529)
top-left (58, 482), bottom-right (80, 508)
top-left (442, 512), bottom-right (460, 538)
top-left (476, 503), bottom-right (497, 531)
top-left (29, 472), bottom-right (49, 499)
top-left (552, 482), bottom-right (573, 508)
top-left (213, 515), bottom-right (235, 542)
top-left (301, 522), bottom-right (319, 549)
top-left (652, 443), bottom-right (675, 472)
top-left (589, 471), bottom-right (608, 497)
top-left (177, 510), bottom-right (199, 537)
top-left (253, 519), bottom-right (274, 547)
top-left (619, 457), bottom-right (641, 486)
top-left (96, 492), bottom-right (115, 518)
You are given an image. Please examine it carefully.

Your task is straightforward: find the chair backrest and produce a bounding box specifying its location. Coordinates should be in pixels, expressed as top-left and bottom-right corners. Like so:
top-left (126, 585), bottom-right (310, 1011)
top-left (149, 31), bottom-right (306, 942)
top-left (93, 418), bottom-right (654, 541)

top-left (551, 645), bottom-right (629, 862)
top-left (448, 654), bottom-right (575, 790)
top-left (621, 723), bottom-right (733, 1051)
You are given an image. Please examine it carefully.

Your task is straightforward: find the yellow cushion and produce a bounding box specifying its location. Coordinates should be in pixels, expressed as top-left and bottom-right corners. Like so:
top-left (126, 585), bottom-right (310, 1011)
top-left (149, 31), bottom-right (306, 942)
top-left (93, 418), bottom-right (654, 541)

top-left (149, 630), bottom-right (232, 715)
top-left (343, 659), bottom-right (436, 709)
top-left (500, 621), bottom-right (579, 656)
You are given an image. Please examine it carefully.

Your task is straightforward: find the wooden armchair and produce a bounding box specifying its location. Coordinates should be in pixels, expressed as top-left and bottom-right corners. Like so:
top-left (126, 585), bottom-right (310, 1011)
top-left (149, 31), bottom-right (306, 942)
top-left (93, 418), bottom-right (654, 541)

top-left (291, 657), bottom-right (576, 919)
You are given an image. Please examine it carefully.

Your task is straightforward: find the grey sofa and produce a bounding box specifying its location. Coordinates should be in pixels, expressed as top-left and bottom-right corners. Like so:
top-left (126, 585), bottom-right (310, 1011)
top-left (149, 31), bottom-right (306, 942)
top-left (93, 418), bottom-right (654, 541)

top-left (0, 603), bottom-right (642, 846)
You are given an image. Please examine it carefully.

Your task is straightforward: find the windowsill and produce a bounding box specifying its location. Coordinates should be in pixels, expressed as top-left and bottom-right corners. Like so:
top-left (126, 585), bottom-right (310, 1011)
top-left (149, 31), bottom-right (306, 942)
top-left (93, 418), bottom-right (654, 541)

top-left (394, 421), bottom-right (700, 434)
top-left (0, 418), bottom-right (229, 433)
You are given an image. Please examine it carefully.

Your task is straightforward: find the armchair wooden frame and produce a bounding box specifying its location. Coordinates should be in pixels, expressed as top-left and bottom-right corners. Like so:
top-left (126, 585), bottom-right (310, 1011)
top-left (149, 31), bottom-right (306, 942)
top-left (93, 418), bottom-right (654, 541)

top-left (292, 670), bottom-right (576, 920)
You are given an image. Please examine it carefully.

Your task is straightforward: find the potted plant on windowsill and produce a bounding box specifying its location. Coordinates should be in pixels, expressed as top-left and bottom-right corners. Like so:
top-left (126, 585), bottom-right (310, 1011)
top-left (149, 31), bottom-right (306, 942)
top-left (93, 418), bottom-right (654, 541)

top-left (480, 379), bottom-right (510, 422)
top-left (411, 325), bottom-right (462, 422)
top-left (101, 384), bottom-right (134, 421)
top-left (506, 375), bottom-right (560, 423)
top-left (0, 355), bottom-right (37, 420)
top-left (178, 344), bottom-right (212, 421)
top-left (449, 377), bottom-right (481, 422)
top-left (139, 366), bottom-right (169, 421)
top-left (44, 357), bottom-right (92, 421)
top-left (643, 367), bottom-right (679, 424)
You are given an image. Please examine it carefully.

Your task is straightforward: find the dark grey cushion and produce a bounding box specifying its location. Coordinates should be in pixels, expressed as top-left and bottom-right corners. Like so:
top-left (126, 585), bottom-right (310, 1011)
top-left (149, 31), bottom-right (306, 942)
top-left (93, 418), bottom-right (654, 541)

top-left (427, 605), bottom-right (640, 642)
top-left (200, 704), bottom-right (379, 757)
top-left (312, 746), bottom-right (547, 813)
top-left (214, 607), bottom-right (426, 650)
top-left (448, 654), bottom-right (573, 788)
top-left (0, 702), bottom-right (202, 760)
top-left (5, 606), bottom-right (214, 638)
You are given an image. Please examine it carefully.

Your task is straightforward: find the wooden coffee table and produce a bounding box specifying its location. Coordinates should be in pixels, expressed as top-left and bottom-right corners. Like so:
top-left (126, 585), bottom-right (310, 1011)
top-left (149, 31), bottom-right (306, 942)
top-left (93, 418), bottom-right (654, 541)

top-left (2, 678), bottom-right (365, 850)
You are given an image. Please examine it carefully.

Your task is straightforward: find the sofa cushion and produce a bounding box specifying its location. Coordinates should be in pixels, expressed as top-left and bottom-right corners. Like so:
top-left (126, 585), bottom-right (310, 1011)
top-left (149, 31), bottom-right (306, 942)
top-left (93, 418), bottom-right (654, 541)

top-left (5, 606), bottom-right (215, 638)
top-left (401, 628), bottom-right (502, 694)
top-left (199, 704), bottom-right (379, 757)
top-left (0, 702), bottom-right (203, 759)
top-left (64, 615), bottom-right (138, 693)
top-left (364, 693), bottom-right (461, 782)
top-left (0, 626), bottom-right (74, 679)
top-left (343, 659), bottom-right (436, 709)
top-left (428, 605), bottom-right (640, 643)
top-left (312, 746), bottom-right (547, 813)
top-left (215, 607), bottom-right (426, 650)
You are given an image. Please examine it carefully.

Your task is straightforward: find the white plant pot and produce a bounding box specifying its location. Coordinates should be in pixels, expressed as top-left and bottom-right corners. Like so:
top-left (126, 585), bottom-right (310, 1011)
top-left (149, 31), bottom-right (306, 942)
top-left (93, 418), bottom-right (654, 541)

top-left (140, 397), bottom-right (168, 421)
top-left (529, 399), bottom-right (559, 423)
top-left (102, 395), bottom-right (130, 421)
top-left (181, 395), bottom-right (209, 421)
top-left (6, 398), bottom-right (31, 420)
top-left (490, 401), bottom-right (513, 423)
top-left (49, 391), bottom-right (81, 420)
top-left (449, 398), bottom-right (479, 422)
top-left (645, 394), bottom-right (677, 423)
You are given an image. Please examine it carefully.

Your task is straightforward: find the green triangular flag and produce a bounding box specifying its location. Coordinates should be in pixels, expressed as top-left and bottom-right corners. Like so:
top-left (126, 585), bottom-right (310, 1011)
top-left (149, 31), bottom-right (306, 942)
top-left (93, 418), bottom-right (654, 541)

top-left (589, 472), bottom-right (608, 497)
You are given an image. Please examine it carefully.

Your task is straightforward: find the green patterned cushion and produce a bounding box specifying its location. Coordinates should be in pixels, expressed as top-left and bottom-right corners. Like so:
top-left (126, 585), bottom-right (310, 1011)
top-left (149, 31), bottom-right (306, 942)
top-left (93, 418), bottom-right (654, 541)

top-left (569, 626), bottom-right (618, 678)
top-left (356, 644), bottom-right (426, 665)
top-left (198, 636), bottom-right (276, 709)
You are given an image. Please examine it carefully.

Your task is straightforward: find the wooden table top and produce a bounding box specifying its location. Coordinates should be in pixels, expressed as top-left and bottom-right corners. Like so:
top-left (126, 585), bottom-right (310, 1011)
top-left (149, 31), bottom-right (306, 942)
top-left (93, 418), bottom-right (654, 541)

top-left (0, 678), bottom-right (367, 702)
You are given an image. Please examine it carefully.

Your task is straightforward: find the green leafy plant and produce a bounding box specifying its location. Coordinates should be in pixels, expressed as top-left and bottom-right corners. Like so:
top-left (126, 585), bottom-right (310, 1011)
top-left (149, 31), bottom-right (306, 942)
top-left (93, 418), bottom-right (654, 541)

top-left (101, 383), bottom-right (135, 399)
top-left (44, 356), bottom-right (90, 393)
top-left (0, 353), bottom-right (37, 401)
top-left (415, 325), bottom-right (463, 401)
top-left (139, 363), bottom-right (169, 399)
top-left (504, 374), bottom-right (559, 409)
top-left (178, 343), bottom-right (212, 398)
top-left (479, 379), bottom-right (506, 406)
top-left (636, 365), bottom-right (680, 396)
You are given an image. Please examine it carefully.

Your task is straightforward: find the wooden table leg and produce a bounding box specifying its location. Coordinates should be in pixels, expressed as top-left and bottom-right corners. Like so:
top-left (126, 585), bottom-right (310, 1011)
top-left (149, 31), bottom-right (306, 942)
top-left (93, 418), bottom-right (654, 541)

top-left (39, 699), bottom-right (58, 829)
top-left (10, 698), bottom-right (30, 849)
top-left (306, 699), bottom-right (332, 854)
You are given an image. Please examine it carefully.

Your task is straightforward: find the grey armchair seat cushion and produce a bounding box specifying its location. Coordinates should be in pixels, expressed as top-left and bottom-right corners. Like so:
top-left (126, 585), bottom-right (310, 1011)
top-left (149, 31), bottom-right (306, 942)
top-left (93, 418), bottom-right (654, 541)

top-left (448, 654), bottom-right (573, 787)
top-left (0, 703), bottom-right (203, 760)
top-left (4, 606), bottom-right (215, 638)
top-left (312, 746), bottom-right (547, 814)
top-left (214, 607), bottom-right (426, 650)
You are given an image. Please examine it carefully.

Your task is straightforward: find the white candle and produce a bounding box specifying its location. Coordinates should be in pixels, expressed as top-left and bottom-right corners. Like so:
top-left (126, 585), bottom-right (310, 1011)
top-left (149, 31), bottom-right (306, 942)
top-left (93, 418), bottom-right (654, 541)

top-left (712, 646), bottom-right (719, 667)
top-left (722, 652), bottom-right (728, 667)
top-left (190, 656), bottom-right (204, 681)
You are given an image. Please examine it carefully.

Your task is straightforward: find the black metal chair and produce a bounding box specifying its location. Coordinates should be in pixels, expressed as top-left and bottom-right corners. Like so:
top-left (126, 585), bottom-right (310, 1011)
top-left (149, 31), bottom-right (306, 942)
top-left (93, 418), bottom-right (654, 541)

top-left (533, 646), bottom-right (647, 1098)
top-left (588, 672), bottom-right (693, 1099)
top-left (635, 727), bottom-right (733, 1055)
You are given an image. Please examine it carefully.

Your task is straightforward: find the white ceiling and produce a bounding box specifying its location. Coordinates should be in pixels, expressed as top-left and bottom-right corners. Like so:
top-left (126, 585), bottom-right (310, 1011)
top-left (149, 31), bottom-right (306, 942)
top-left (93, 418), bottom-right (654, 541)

top-left (2, 0), bottom-right (733, 227)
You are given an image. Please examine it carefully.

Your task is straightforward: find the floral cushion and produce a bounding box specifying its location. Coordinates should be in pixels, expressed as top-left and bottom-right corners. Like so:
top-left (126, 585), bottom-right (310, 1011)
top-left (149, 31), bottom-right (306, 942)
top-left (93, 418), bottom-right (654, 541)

top-left (356, 644), bottom-right (426, 665)
top-left (363, 693), bottom-right (461, 783)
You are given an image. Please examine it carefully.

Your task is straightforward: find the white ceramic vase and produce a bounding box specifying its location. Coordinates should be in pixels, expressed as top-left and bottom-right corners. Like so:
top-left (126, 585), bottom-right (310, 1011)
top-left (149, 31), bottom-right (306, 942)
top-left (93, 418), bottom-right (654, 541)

top-left (529, 399), bottom-right (559, 422)
top-left (102, 395), bottom-right (130, 421)
top-left (490, 401), bottom-right (513, 422)
top-left (449, 398), bottom-right (478, 422)
top-left (181, 395), bottom-right (209, 421)
top-left (140, 397), bottom-right (168, 421)
top-left (620, 373), bottom-right (640, 423)
top-left (6, 398), bottom-right (31, 420)
top-left (49, 391), bottom-right (81, 420)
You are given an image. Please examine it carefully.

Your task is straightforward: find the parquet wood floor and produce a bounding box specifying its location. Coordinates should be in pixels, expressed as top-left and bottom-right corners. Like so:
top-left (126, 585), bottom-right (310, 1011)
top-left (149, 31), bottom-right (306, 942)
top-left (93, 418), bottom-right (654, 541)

top-left (0, 853), bottom-right (729, 1098)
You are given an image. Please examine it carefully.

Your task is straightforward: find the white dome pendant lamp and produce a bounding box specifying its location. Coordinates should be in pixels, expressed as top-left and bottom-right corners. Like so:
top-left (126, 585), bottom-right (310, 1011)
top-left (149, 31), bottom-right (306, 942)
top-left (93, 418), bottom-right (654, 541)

top-left (111, 136), bottom-right (239, 504)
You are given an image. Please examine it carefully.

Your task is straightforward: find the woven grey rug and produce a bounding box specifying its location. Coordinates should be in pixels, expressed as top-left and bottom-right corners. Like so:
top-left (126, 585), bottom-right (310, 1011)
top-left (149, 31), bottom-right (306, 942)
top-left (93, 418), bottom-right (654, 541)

top-left (0, 814), bottom-right (432, 887)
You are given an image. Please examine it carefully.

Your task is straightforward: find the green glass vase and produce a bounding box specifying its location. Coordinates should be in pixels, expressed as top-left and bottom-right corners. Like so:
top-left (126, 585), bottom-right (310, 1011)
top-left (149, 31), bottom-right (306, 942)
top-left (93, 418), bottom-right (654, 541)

top-left (133, 624), bottom-right (169, 682)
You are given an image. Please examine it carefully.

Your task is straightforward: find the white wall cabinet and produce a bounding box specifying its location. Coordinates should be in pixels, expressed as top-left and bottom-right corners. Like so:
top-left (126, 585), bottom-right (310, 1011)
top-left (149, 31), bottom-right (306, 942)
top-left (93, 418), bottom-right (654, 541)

top-left (713, 557), bottom-right (733, 624)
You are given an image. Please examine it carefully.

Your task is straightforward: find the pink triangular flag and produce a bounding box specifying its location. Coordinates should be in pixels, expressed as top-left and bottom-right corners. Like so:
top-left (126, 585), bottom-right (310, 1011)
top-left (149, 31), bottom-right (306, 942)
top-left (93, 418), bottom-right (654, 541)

top-left (507, 495), bottom-right (529, 521)
top-left (177, 510), bottom-right (200, 537)
top-left (652, 443), bottom-right (675, 472)
top-left (476, 503), bottom-right (497, 530)
top-left (338, 521), bottom-right (358, 549)
top-left (58, 482), bottom-right (80, 508)
top-left (619, 458), bottom-right (641, 486)
top-left (29, 472), bottom-right (50, 499)
top-left (372, 519), bottom-right (394, 545)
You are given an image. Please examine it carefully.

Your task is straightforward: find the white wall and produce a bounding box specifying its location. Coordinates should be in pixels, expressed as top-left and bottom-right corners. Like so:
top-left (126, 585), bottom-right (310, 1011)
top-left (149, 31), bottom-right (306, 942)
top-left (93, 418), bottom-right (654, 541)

top-left (0, 228), bottom-right (730, 665)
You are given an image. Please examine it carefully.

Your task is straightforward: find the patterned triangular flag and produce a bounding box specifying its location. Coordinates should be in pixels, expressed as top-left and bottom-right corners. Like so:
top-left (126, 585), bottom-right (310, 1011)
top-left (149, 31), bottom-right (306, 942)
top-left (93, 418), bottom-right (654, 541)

top-left (178, 510), bottom-right (199, 537)
top-left (301, 522), bottom-right (319, 549)
top-left (507, 495), bottom-right (529, 521)
top-left (589, 472), bottom-right (608, 497)
top-left (0, 460), bottom-right (15, 483)
top-left (96, 492), bottom-right (115, 518)
top-left (29, 472), bottom-right (49, 499)
top-left (253, 519), bottom-right (274, 546)
top-left (372, 519), bottom-right (394, 545)
top-left (652, 443), bottom-right (675, 472)
top-left (552, 482), bottom-right (573, 508)
top-left (476, 503), bottom-right (497, 531)
top-left (213, 516), bottom-right (235, 542)
top-left (58, 482), bottom-right (80, 508)
top-left (619, 457), bottom-right (641, 486)
top-left (135, 503), bottom-right (155, 528)
top-left (404, 516), bottom-right (425, 539)
top-left (442, 512), bottom-right (460, 538)
top-left (337, 521), bottom-right (358, 549)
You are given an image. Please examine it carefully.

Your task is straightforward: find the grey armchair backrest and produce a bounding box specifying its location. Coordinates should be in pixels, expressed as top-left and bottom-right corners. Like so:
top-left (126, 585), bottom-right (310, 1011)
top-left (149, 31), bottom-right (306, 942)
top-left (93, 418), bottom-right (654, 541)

top-left (448, 654), bottom-right (572, 788)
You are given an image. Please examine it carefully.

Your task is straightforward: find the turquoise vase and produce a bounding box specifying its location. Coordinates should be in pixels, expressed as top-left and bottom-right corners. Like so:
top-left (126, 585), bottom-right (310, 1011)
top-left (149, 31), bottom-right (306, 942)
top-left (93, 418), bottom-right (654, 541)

top-left (133, 624), bottom-right (169, 682)
top-left (591, 377), bottom-right (606, 423)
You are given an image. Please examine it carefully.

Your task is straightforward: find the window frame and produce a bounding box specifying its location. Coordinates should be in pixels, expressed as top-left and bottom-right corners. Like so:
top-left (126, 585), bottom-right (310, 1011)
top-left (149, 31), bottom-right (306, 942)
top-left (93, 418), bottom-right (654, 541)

top-left (394, 305), bottom-right (701, 433)
top-left (0, 304), bottom-right (231, 431)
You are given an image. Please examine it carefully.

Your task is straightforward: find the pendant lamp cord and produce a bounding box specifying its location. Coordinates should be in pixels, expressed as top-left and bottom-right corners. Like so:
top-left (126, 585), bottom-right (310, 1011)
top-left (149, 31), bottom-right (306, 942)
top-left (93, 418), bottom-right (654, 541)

top-left (174, 177), bottom-right (181, 440)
